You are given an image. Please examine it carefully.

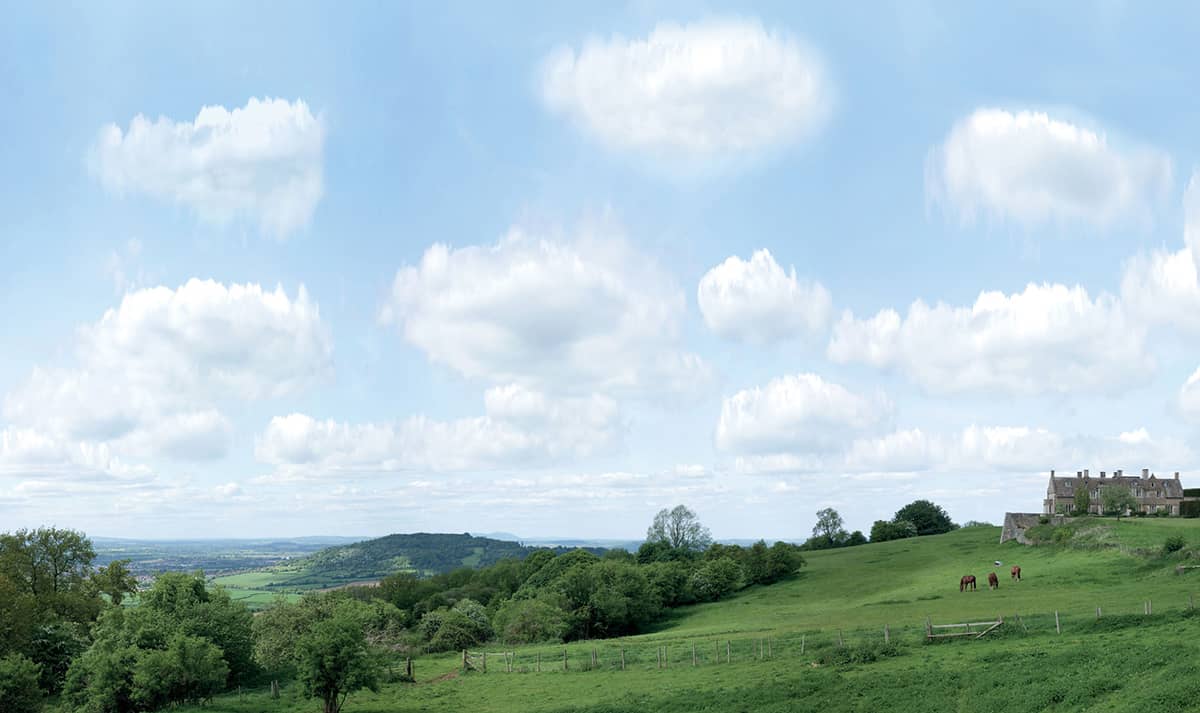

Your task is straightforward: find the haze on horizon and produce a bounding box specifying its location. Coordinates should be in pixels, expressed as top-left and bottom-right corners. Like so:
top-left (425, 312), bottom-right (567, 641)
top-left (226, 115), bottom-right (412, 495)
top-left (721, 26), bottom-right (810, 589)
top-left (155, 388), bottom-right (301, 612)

top-left (4, 3), bottom-right (1200, 541)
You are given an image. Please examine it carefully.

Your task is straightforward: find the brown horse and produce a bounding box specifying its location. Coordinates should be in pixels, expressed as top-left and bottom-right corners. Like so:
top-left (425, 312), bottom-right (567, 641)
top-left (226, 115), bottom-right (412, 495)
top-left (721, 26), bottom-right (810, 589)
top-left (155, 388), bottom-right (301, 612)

top-left (1011, 565), bottom-right (1021, 581)
top-left (987, 572), bottom-right (999, 590)
top-left (959, 575), bottom-right (976, 592)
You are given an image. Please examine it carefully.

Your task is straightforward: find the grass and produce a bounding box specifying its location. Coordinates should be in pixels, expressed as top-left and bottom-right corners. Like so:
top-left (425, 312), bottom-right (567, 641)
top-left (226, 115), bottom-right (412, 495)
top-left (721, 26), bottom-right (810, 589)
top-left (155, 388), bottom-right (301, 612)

top-left (172, 523), bottom-right (1200, 713)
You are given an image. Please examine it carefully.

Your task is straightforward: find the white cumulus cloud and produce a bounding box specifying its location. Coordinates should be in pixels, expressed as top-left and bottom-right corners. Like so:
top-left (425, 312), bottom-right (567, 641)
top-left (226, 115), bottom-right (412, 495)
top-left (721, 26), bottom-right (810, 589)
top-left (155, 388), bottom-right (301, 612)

top-left (716, 373), bottom-right (890, 456)
top-left (926, 108), bottom-right (1171, 228)
top-left (541, 18), bottom-right (831, 162)
top-left (828, 282), bottom-right (1150, 395)
top-left (255, 385), bottom-right (620, 476)
top-left (3, 279), bottom-right (330, 463)
top-left (380, 226), bottom-right (710, 398)
top-left (89, 97), bottom-right (325, 239)
top-left (697, 249), bottom-right (831, 343)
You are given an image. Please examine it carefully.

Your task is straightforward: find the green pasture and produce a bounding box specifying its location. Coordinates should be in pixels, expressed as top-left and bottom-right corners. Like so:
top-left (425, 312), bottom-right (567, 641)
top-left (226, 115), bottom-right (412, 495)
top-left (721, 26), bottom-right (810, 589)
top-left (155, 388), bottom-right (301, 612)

top-left (179, 522), bottom-right (1200, 713)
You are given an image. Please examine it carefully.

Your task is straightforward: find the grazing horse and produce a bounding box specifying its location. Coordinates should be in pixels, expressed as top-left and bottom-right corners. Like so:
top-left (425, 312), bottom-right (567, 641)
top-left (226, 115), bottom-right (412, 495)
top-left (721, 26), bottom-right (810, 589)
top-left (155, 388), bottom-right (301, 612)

top-left (960, 575), bottom-right (976, 592)
top-left (1011, 565), bottom-right (1021, 581)
top-left (987, 572), bottom-right (999, 590)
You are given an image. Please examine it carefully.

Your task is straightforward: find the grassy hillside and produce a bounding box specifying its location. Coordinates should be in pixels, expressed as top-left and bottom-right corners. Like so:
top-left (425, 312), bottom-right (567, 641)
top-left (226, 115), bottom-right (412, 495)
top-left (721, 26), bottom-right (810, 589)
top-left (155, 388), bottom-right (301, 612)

top-left (185, 522), bottom-right (1200, 712)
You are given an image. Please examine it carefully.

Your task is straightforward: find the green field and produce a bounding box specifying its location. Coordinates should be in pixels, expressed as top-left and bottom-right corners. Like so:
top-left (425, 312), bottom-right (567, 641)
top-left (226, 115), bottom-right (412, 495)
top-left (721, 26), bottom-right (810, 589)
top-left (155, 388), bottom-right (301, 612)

top-left (182, 521), bottom-right (1200, 712)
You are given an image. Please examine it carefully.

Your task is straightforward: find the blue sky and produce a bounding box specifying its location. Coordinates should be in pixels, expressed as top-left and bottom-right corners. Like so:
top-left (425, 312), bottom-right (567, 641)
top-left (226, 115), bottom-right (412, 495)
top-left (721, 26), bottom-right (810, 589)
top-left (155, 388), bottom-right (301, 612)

top-left (4, 2), bottom-right (1200, 540)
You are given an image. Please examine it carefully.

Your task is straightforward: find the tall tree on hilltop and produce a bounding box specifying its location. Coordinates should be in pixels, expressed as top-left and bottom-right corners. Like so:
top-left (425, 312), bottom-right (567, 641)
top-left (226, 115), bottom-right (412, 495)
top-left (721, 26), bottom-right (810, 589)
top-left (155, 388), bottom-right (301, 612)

top-left (893, 500), bottom-right (957, 536)
top-left (646, 505), bottom-right (713, 553)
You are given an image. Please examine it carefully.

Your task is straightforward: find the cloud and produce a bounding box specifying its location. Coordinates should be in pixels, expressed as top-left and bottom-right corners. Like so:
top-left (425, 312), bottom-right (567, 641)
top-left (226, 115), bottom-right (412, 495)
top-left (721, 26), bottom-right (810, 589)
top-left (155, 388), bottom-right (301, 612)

top-left (0, 427), bottom-right (152, 480)
top-left (734, 422), bottom-right (1190, 476)
top-left (1180, 368), bottom-right (1200, 419)
top-left (89, 97), bottom-right (325, 239)
top-left (716, 373), bottom-right (891, 455)
top-left (540, 18), bottom-right (831, 162)
top-left (926, 108), bottom-right (1171, 228)
top-left (697, 249), bottom-right (831, 343)
top-left (255, 385), bottom-right (620, 477)
top-left (828, 282), bottom-right (1150, 395)
top-left (380, 225), bottom-right (710, 397)
top-left (3, 279), bottom-right (330, 463)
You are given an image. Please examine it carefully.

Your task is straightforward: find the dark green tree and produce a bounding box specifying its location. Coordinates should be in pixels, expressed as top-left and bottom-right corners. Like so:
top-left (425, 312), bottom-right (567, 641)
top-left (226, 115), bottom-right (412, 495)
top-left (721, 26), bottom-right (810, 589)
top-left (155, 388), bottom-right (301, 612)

top-left (1074, 487), bottom-right (1091, 515)
top-left (0, 653), bottom-right (43, 713)
top-left (893, 500), bottom-right (957, 536)
top-left (812, 508), bottom-right (848, 543)
top-left (92, 560), bottom-right (139, 606)
top-left (296, 608), bottom-right (380, 713)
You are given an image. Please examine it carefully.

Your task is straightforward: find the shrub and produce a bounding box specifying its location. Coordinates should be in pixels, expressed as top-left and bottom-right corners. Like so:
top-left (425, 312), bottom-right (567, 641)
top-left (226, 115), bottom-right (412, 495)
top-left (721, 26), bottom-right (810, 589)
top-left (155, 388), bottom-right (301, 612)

top-left (0, 653), bottom-right (42, 713)
top-left (819, 642), bottom-right (903, 666)
top-left (491, 597), bottom-right (568, 644)
top-left (1164, 535), bottom-right (1186, 555)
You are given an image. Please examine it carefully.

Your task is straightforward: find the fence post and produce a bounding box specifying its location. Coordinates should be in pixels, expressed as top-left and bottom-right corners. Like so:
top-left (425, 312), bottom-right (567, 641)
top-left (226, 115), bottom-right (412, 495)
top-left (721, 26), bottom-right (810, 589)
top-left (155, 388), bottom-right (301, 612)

top-left (1149, 599), bottom-right (1153, 615)
top-left (692, 642), bottom-right (696, 667)
top-left (657, 646), bottom-right (661, 669)
top-left (1190, 593), bottom-right (1195, 610)
top-left (726, 640), bottom-right (731, 664)
top-left (537, 652), bottom-right (540, 672)
top-left (406, 657), bottom-right (413, 679)
top-left (838, 630), bottom-right (844, 647)
top-left (715, 640), bottom-right (719, 663)
top-left (482, 652), bottom-right (487, 673)
top-left (1097, 606), bottom-right (1101, 619)
top-left (508, 652), bottom-right (513, 673)
top-left (563, 649), bottom-right (568, 671)
top-left (1055, 610), bottom-right (1061, 634)
top-left (462, 650), bottom-right (467, 671)
top-left (768, 637), bottom-right (772, 658)
top-left (620, 648), bottom-right (625, 671)
top-left (800, 634), bottom-right (806, 655)
top-left (884, 624), bottom-right (890, 644)
top-left (925, 616), bottom-right (931, 640)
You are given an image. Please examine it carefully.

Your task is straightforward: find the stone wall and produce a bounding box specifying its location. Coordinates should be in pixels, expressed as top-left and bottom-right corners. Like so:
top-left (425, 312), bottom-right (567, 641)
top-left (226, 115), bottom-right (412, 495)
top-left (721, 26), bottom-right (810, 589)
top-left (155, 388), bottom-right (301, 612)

top-left (1000, 512), bottom-right (1065, 544)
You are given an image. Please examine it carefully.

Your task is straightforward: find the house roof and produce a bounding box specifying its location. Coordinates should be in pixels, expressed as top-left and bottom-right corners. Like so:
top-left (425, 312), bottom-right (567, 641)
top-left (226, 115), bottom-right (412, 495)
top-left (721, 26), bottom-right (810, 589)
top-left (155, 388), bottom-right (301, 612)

top-left (1049, 474), bottom-right (1184, 499)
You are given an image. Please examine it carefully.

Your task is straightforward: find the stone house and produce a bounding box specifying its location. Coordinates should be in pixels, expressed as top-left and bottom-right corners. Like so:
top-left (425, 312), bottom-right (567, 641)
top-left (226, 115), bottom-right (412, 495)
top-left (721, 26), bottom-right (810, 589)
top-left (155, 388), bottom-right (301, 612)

top-left (1043, 468), bottom-right (1184, 516)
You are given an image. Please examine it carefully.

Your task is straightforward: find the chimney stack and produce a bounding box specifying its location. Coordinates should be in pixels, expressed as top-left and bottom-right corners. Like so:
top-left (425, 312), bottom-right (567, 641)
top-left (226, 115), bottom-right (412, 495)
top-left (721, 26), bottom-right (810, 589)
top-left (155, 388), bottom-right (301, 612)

top-left (1175, 472), bottom-right (1180, 480)
top-left (1142, 468), bottom-right (1150, 479)
top-left (1051, 469), bottom-right (1056, 477)
top-left (1100, 471), bottom-right (1106, 478)
top-left (1084, 469), bottom-right (1089, 477)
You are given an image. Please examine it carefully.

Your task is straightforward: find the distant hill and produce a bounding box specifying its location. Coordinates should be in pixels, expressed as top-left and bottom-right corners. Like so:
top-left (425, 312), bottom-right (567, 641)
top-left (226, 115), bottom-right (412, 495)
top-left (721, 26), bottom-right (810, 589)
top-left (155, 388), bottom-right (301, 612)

top-left (212, 532), bottom-right (609, 597)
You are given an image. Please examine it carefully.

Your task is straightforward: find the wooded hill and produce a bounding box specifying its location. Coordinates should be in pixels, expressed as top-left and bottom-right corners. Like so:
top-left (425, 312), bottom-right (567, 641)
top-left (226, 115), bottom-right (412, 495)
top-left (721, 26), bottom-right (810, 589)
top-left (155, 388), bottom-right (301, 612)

top-left (270, 533), bottom-right (605, 589)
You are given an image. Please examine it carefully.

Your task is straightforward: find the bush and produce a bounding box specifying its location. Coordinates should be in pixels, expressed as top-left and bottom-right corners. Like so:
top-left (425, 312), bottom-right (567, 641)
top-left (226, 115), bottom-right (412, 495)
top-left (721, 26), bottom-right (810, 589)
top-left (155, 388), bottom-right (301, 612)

top-left (819, 642), bottom-right (903, 666)
top-left (0, 653), bottom-right (42, 713)
top-left (491, 597), bottom-right (568, 644)
top-left (1164, 535), bottom-right (1186, 555)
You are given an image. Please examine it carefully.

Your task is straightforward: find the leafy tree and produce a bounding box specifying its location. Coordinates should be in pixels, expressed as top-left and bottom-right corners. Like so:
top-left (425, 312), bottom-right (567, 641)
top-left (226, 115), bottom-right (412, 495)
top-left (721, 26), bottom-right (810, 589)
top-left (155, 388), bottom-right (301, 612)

top-left (812, 508), bottom-right (848, 544)
top-left (1100, 485), bottom-right (1138, 519)
top-left (646, 505), bottom-right (713, 553)
top-left (296, 608), bottom-right (380, 713)
top-left (1074, 487), bottom-right (1091, 515)
top-left (0, 653), bottom-right (42, 713)
top-left (141, 573), bottom-right (255, 685)
top-left (0, 575), bottom-right (35, 658)
top-left (642, 560), bottom-right (695, 607)
top-left (893, 500), bottom-right (957, 536)
top-left (1164, 535), bottom-right (1187, 555)
top-left (491, 597), bottom-right (568, 644)
top-left (870, 519), bottom-right (917, 543)
top-left (130, 634), bottom-right (228, 709)
top-left (845, 531), bottom-right (868, 547)
top-left (92, 560), bottom-right (139, 606)
top-left (689, 557), bottom-right (743, 602)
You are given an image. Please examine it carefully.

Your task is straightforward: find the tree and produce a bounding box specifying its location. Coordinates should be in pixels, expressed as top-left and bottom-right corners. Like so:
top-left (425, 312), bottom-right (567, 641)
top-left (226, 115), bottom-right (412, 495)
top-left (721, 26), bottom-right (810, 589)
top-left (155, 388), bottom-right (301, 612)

top-left (91, 560), bottom-right (139, 606)
top-left (845, 531), bottom-right (868, 547)
top-left (131, 634), bottom-right (228, 709)
top-left (870, 519), bottom-right (917, 543)
top-left (296, 608), bottom-right (380, 713)
top-left (893, 500), bottom-right (957, 536)
top-left (689, 558), bottom-right (743, 602)
top-left (0, 653), bottom-right (42, 713)
top-left (1100, 485), bottom-right (1138, 520)
top-left (491, 597), bottom-right (568, 644)
top-left (1074, 487), bottom-right (1091, 515)
top-left (812, 508), bottom-right (848, 544)
top-left (646, 505), bottom-right (713, 553)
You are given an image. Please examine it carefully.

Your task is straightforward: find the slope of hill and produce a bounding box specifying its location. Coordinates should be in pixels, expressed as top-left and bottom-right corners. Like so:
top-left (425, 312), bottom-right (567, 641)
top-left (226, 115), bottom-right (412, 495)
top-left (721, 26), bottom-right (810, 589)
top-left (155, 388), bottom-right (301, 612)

top-left (190, 521), bottom-right (1200, 712)
top-left (210, 532), bottom-right (607, 606)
